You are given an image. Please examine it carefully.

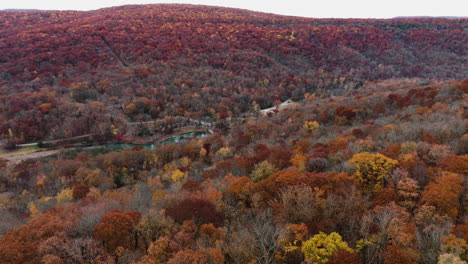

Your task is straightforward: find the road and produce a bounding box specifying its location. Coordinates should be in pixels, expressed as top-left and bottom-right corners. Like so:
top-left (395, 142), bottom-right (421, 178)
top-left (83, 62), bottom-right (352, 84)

top-left (0, 149), bottom-right (60, 165)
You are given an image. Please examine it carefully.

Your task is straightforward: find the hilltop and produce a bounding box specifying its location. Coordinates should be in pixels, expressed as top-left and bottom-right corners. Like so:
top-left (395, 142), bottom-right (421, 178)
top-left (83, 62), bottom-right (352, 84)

top-left (0, 5), bottom-right (467, 264)
top-left (0, 4), bottom-right (467, 143)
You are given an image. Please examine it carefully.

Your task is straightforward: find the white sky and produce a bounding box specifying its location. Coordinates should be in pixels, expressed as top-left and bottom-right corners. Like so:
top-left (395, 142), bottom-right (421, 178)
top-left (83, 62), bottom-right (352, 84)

top-left (1, 0), bottom-right (466, 18)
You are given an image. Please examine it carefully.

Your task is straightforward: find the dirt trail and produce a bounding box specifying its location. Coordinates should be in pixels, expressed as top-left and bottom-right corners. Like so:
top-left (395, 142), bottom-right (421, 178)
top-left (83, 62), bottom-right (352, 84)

top-left (0, 149), bottom-right (60, 165)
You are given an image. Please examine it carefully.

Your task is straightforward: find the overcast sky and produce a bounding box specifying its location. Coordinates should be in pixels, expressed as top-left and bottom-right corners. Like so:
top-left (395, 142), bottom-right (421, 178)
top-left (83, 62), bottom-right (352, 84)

top-left (1, 0), bottom-right (466, 18)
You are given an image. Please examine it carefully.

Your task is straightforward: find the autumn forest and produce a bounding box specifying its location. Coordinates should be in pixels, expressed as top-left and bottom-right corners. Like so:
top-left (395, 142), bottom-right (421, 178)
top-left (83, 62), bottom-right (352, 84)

top-left (0, 4), bottom-right (466, 264)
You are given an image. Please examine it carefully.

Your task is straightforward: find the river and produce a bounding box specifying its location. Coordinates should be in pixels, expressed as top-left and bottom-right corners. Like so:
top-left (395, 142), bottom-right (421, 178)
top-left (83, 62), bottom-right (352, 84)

top-left (101, 131), bottom-right (209, 150)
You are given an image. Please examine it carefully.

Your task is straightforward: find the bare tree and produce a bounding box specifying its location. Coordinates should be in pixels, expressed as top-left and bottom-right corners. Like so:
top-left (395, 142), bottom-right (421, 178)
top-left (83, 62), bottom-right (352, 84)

top-left (417, 222), bottom-right (452, 264)
top-left (249, 208), bottom-right (282, 264)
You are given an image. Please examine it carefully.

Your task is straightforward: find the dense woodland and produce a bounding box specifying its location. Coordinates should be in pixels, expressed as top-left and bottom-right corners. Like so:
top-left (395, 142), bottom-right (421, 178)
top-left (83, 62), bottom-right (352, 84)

top-left (0, 5), bottom-right (467, 142)
top-left (0, 4), bottom-right (467, 264)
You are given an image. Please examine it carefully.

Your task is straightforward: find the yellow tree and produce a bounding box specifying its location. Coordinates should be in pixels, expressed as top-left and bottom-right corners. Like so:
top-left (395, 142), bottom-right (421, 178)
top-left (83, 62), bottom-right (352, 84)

top-left (302, 232), bottom-right (353, 264)
top-left (303, 120), bottom-right (319, 133)
top-left (348, 152), bottom-right (398, 193)
top-left (278, 223), bottom-right (309, 263)
top-left (251, 160), bottom-right (278, 183)
top-left (290, 152), bottom-right (307, 172)
top-left (171, 169), bottom-right (186, 183)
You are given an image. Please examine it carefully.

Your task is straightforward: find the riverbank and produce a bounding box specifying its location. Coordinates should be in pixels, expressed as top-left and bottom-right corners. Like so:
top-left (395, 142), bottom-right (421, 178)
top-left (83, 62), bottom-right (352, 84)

top-left (0, 129), bottom-right (210, 165)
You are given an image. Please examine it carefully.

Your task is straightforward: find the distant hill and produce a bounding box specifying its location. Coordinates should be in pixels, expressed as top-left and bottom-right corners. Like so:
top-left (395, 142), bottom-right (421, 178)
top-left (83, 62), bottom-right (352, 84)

top-left (0, 4), bottom-right (467, 142)
top-left (394, 16), bottom-right (468, 19)
top-left (1, 9), bottom-right (44, 12)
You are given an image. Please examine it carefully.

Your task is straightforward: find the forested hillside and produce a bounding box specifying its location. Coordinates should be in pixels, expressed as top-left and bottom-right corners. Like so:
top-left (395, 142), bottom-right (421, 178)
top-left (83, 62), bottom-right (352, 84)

top-left (0, 5), bottom-right (467, 264)
top-left (0, 4), bottom-right (467, 142)
top-left (0, 78), bottom-right (466, 264)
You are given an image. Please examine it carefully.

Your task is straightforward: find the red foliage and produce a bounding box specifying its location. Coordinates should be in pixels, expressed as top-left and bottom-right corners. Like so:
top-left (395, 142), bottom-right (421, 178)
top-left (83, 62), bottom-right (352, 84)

top-left (268, 146), bottom-right (292, 169)
top-left (234, 155), bottom-right (256, 175)
top-left (72, 184), bottom-right (90, 200)
top-left (335, 106), bottom-right (356, 120)
top-left (254, 144), bottom-right (271, 162)
top-left (202, 168), bottom-right (221, 180)
top-left (372, 103), bottom-right (386, 114)
top-left (0, 207), bottom-right (77, 264)
top-left (216, 160), bottom-right (234, 175)
top-left (352, 128), bottom-right (364, 138)
top-left (168, 248), bottom-right (224, 264)
top-left (453, 223), bottom-right (468, 241)
top-left (232, 134), bottom-right (251, 150)
top-left (439, 155), bottom-right (468, 175)
top-left (420, 130), bottom-right (440, 144)
top-left (181, 179), bottom-right (202, 192)
top-left (381, 143), bottom-right (401, 159)
top-left (327, 250), bottom-right (363, 264)
top-left (1, 6), bottom-right (464, 142)
top-left (131, 145), bottom-right (143, 151)
top-left (373, 187), bottom-right (399, 206)
top-left (165, 198), bottom-right (224, 226)
top-left (383, 245), bottom-right (416, 264)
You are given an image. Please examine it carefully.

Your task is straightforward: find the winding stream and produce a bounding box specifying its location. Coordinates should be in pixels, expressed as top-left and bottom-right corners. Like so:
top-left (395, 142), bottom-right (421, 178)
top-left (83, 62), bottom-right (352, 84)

top-left (105, 131), bottom-right (209, 150)
top-left (1, 131), bottom-right (209, 164)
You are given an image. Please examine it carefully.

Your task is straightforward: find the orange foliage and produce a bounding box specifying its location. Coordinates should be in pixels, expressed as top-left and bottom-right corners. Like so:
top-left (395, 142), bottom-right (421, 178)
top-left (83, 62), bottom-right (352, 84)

top-left (254, 167), bottom-right (332, 202)
top-left (439, 155), bottom-right (468, 175)
top-left (383, 245), bottom-right (417, 264)
top-left (373, 187), bottom-right (399, 206)
top-left (167, 248), bottom-right (224, 264)
top-left (225, 176), bottom-right (254, 205)
top-left (421, 172), bottom-right (464, 219)
top-left (327, 250), bottom-right (363, 264)
top-left (94, 210), bottom-right (141, 252)
top-left (0, 208), bottom-right (77, 264)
